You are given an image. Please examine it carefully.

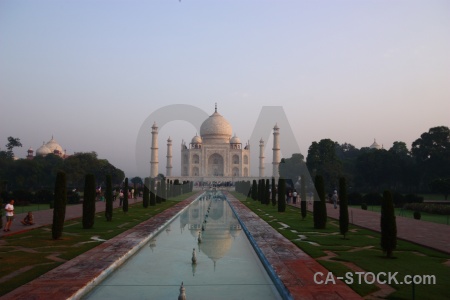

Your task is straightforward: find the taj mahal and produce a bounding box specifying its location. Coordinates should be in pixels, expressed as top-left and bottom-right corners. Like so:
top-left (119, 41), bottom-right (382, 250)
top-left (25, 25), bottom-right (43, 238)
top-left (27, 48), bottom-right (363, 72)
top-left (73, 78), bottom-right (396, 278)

top-left (148, 104), bottom-right (282, 182)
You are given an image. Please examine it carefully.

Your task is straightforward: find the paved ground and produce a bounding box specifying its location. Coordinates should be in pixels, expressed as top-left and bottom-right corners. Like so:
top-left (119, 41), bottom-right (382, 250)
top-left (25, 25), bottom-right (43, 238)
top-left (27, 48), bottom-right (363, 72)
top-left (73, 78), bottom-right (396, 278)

top-left (296, 202), bottom-right (450, 255)
top-left (2, 195), bottom-right (449, 299)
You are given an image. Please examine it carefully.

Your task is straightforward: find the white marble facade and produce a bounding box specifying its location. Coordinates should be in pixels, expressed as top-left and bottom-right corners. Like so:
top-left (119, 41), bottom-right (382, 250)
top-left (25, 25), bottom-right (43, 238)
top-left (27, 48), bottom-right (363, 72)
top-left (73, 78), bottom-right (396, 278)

top-left (180, 106), bottom-right (250, 177)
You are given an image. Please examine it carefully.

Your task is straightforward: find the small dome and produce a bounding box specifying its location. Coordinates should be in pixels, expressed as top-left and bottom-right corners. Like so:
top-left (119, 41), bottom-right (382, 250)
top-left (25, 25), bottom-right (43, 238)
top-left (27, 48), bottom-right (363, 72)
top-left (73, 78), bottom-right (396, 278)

top-left (45, 137), bottom-right (64, 154)
top-left (370, 139), bottom-right (382, 149)
top-left (200, 106), bottom-right (232, 144)
top-left (28, 147), bottom-right (33, 152)
top-left (230, 134), bottom-right (241, 144)
top-left (191, 135), bottom-right (202, 144)
top-left (36, 143), bottom-right (51, 156)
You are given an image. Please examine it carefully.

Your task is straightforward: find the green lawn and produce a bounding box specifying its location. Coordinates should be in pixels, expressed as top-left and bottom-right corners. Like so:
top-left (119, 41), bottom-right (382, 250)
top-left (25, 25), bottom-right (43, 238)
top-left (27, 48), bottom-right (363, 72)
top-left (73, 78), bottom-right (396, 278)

top-left (231, 192), bottom-right (450, 300)
top-left (350, 205), bottom-right (450, 225)
top-left (0, 192), bottom-right (196, 297)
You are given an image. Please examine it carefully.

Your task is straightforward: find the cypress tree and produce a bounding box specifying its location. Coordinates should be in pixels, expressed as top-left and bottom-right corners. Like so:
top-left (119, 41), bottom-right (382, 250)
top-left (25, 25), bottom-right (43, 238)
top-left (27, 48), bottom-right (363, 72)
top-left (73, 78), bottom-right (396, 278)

top-left (143, 177), bottom-right (149, 208)
top-left (161, 178), bottom-right (166, 202)
top-left (313, 175), bottom-right (327, 229)
top-left (122, 177), bottom-right (129, 212)
top-left (300, 175), bottom-right (307, 220)
top-left (251, 180), bottom-right (258, 200)
top-left (277, 177), bottom-right (286, 212)
top-left (52, 171), bottom-right (67, 239)
top-left (174, 179), bottom-right (180, 197)
top-left (339, 177), bottom-right (349, 238)
top-left (169, 180), bottom-right (173, 198)
top-left (150, 179), bottom-right (156, 206)
top-left (156, 181), bottom-right (162, 203)
top-left (271, 177), bottom-right (276, 206)
top-left (260, 179), bottom-right (265, 203)
top-left (381, 190), bottom-right (397, 258)
top-left (265, 179), bottom-right (270, 205)
top-left (105, 175), bottom-right (113, 221)
top-left (83, 174), bottom-right (96, 229)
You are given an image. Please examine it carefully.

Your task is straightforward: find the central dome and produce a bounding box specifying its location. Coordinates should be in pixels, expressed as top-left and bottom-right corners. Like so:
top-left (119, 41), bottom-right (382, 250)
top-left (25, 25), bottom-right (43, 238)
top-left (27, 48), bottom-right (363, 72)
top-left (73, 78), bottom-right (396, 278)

top-left (200, 107), bottom-right (232, 144)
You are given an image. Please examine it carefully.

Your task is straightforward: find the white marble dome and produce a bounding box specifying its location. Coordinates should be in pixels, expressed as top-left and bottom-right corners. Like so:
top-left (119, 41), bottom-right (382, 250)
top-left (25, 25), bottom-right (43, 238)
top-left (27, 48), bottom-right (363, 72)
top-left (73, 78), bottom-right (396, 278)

top-left (370, 139), bottom-right (382, 150)
top-left (36, 143), bottom-right (51, 156)
top-left (200, 108), bottom-right (232, 144)
top-left (191, 135), bottom-right (202, 144)
top-left (230, 134), bottom-right (241, 144)
top-left (45, 137), bottom-right (64, 154)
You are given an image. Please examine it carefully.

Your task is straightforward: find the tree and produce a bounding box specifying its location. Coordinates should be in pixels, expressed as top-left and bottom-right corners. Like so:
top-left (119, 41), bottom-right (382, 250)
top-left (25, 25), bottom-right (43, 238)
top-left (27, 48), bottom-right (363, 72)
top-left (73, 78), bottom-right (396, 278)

top-left (122, 177), bottom-right (129, 212)
top-left (143, 177), bottom-right (150, 207)
top-left (83, 174), bottom-right (96, 229)
top-left (277, 178), bottom-right (286, 212)
top-left (339, 177), bottom-right (349, 239)
top-left (260, 179), bottom-right (265, 204)
top-left (430, 178), bottom-right (450, 200)
top-left (4, 136), bottom-right (22, 159)
top-left (279, 153), bottom-right (308, 184)
top-left (265, 179), bottom-right (270, 205)
top-left (307, 139), bottom-right (342, 190)
top-left (160, 178), bottom-right (166, 202)
top-left (313, 175), bottom-right (327, 229)
top-left (300, 175), bottom-right (307, 220)
top-left (52, 172), bottom-right (67, 239)
top-left (251, 180), bottom-right (257, 201)
top-left (271, 177), bottom-right (276, 206)
top-left (156, 181), bottom-right (161, 204)
top-left (105, 175), bottom-right (113, 221)
top-left (412, 126), bottom-right (450, 188)
top-left (380, 190), bottom-right (397, 258)
top-left (150, 179), bottom-right (156, 206)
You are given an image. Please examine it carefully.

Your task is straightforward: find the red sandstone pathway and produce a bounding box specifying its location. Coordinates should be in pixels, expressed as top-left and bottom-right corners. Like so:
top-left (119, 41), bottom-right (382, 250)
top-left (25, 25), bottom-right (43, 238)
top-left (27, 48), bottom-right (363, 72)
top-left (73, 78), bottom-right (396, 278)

top-left (297, 202), bottom-right (450, 255)
top-left (1, 198), bottom-right (140, 238)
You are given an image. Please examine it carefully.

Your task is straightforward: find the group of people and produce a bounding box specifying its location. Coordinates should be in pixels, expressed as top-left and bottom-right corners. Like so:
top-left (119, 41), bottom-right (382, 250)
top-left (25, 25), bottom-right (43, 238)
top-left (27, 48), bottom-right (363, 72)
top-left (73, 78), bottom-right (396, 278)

top-left (2, 199), bottom-right (35, 233)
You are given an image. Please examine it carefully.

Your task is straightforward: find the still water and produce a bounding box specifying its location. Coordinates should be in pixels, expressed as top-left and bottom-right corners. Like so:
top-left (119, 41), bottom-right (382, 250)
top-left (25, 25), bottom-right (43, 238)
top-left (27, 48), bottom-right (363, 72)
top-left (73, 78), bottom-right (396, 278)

top-left (84, 192), bottom-right (282, 299)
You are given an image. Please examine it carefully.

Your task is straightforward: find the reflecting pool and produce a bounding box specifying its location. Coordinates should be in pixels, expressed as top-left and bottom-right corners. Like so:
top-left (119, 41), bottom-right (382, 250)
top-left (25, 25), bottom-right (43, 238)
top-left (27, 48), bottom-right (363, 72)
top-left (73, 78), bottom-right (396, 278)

top-left (84, 192), bottom-right (282, 299)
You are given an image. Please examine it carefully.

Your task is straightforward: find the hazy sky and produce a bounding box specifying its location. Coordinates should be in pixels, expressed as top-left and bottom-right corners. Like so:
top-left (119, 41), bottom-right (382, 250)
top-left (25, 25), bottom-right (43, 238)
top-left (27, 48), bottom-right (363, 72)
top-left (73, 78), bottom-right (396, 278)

top-left (1, 0), bottom-right (449, 178)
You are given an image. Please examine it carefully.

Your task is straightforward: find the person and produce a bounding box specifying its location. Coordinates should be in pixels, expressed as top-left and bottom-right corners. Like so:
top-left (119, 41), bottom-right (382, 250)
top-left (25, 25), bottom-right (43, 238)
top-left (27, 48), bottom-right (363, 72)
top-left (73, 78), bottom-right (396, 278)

top-left (119, 190), bottom-right (124, 206)
top-left (4, 199), bottom-right (15, 232)
top-left (21, 211), bottom-right (35, 226)
top-left (293, 189), bottom-right (298, 205)
top-left (332, 190), bottom-right (339, 209)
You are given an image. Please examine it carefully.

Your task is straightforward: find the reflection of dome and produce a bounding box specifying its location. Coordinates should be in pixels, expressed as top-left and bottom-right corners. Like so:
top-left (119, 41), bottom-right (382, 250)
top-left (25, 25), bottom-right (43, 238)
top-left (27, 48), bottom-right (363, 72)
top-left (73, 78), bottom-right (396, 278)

top-left (191, 135), bottom-right (202, 144)
top-left (45, 137), bottom-right (64, 154)
top-left (36, 143), bottom-right (51, 156)
top-left (230, 134), bottom-right (241, 144)
top-left (199, 230), bottom-right (233, 263)
top-left (200, 106), bottom-right (232, 144)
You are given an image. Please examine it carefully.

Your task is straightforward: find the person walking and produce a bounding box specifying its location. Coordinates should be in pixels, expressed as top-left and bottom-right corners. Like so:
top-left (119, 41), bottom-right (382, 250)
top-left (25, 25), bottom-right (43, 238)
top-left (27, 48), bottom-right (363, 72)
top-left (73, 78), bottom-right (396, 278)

top-left (332, 190), bottom-right (339, 209)
top-left (293, 190), bottom-right (298, 205)
top-left (4, 199), bottom-right (15, 232)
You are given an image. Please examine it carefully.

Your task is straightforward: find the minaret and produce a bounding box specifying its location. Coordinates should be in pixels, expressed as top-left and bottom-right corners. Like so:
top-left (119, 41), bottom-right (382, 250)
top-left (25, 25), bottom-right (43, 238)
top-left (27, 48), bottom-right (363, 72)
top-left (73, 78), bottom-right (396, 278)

top-left (166, 137), bottom-right (173, 177)
top-left (259, 138), bottom-right (265, 177)
top-left (272, 123), bottom-right (280, 179)
top-left (150, 122), bottom-right (159, 178)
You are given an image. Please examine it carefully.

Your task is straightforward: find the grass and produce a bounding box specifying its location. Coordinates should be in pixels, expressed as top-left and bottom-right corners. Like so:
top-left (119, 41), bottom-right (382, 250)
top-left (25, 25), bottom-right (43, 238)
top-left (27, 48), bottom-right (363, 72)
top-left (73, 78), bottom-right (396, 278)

top-left (231, 192), bottom-right (450, 300)
top-left (350, 205), bottom-right (450, 225)
top-left (0, 192), bottom-right (196, 297)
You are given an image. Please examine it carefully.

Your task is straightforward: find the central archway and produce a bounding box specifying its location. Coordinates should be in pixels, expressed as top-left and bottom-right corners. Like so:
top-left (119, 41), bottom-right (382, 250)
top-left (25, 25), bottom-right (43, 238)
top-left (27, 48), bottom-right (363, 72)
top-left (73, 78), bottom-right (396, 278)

top-left (208, 153), bottom-right (224, 176)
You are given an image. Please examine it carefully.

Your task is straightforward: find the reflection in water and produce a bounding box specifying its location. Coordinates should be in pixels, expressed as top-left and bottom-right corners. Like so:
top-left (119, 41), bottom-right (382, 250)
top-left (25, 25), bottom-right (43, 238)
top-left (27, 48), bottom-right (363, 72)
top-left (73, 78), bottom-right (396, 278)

top-left (84, 191), bottom-right (281, 300)
top-left (179, 191), bottom-right (241, 270)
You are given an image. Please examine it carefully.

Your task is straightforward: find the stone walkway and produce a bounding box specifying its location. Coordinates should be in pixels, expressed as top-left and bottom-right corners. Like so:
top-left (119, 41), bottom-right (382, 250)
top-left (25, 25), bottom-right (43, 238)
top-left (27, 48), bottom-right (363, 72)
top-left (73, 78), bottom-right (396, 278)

top-left (302, 202), bottom-right (450, 255)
